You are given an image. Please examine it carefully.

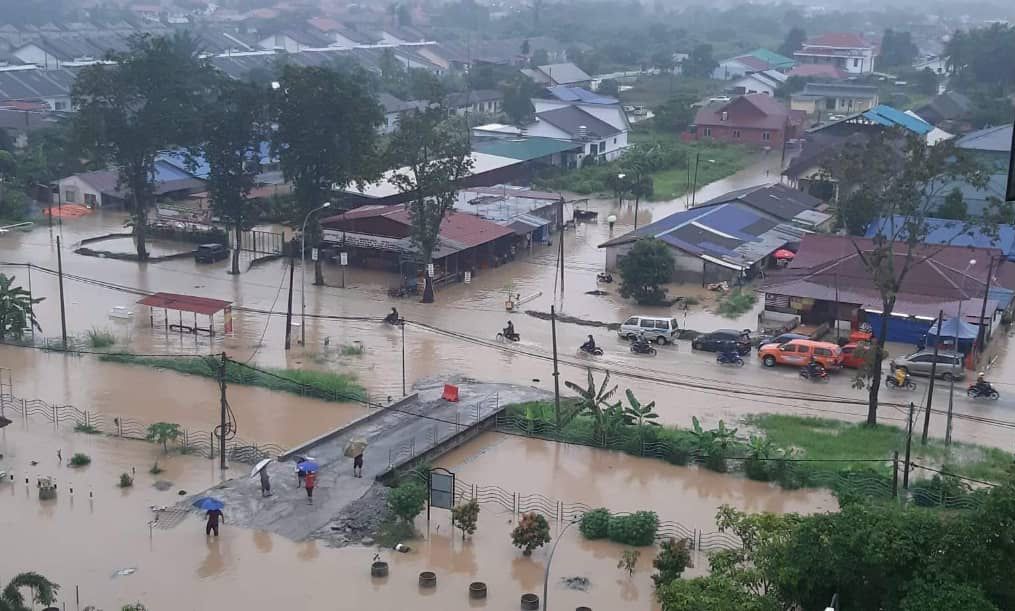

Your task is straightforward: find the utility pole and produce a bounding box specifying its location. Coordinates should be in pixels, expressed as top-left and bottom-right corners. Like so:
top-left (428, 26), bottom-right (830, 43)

top-left (218, 353), bottom-right (228, 471)
top-left (903, 402), bottom-right (915, 490)
top-left (891, 450), bottom-right (899, 499)
top-left (284, 245), bottom-right (295, 350)
top-left (921, 310), bottom-right (944, 445)
top-left (550, 305), bottom-right (561, 436)
top-left (946, 260), bottom-right (976, 446)
top-left (974, 255), bottom-right (996, 364)
top-left (55, 236), bottom-right (67, 347)
top-left (401, 319), bottom-right (406, 397)
top-left (690, 152), bottom-right (701, 208)
top-left (558, 197), bottom-right (565, 307)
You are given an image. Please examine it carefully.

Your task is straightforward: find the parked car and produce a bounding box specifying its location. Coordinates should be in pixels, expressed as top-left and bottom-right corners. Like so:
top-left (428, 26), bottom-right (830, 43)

top-left (194, 243), bottom-right (228, 263)
top-left (840, 342), bottom-right (870, 369)
top-left (756, 332), bottom-right (809, 348)
top-left (692, 329), bottom-right (751, 354)
top-left (618, 315), bottom-right (680, 344)
top-left (890, 350), bottom-right (966, 380)
top-left (758, 339), bottom-right (843, 369)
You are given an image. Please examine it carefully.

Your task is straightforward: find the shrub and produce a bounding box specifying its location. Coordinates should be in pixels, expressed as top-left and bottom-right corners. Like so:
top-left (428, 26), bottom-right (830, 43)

top-left (86, 327), bottom-right (116, 348)
top-left (579, 508), bottom-right (611, 539)
top-left (618, 239), bottom-right (675, 305)
top-left (652, 538), bottom-right (691, 587)
top-left (146, 422), bottom-right (182, 453)
top-left (74, 423), bottom-right (100, 434)
top-left (618, 549), bottom-right (640, 576)
top-left (511, 512), bottom-right (551, 555)
top-left (340, 343), bottom-right (365, 356)
top-left (69, 453), bottom-right (91, 467)
top-left (703, 453), bottom-right (728, 473)
top-left (387, 482), bottom-right (427, 523)
top-left (452, 498), bottom-right (480, 538)
top-left (607, 511), bottom-right (659, 546)
top-left (744, 458), bottom-right (770, 481)
top-left (118, 472), bottom-right (134, 488)
top-left (716, 288), bottom-right (758, 318)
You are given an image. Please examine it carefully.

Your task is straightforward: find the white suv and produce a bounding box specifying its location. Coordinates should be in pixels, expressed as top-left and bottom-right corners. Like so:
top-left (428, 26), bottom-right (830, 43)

top-left (618, 316), bottom-right (680, 345)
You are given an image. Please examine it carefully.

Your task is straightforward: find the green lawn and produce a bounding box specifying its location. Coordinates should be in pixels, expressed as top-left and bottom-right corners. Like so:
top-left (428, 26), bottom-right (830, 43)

top-left (619, 74), bottom-right (721, 109)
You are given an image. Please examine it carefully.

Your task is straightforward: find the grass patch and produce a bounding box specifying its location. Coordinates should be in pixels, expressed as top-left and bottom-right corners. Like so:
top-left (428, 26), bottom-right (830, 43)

top-left (86, 327), bottom-right (116, 349)
top-left (340, 343), bottom-right (365, 356)
top-left (716, 288), bottom-right (758, 318)
top-left (98, 354), bottom-right (367, 403)
top-left (73, 423), bottom-right (100, 434)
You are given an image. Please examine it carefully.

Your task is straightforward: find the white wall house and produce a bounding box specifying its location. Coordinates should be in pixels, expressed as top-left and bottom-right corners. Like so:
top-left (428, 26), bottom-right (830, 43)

top-left (57, 174), bottom-right (103, 207)
top-left (794, 33), bottom-right (877, 75)
top-left (526, 108), bottom-right (628, 166)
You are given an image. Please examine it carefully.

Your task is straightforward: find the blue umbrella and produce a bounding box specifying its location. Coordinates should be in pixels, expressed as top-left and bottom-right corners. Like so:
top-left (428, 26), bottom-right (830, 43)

top-left (297, 460), bottom-right (319, 474)
top-left (192, 497), bottom-right (224, 511)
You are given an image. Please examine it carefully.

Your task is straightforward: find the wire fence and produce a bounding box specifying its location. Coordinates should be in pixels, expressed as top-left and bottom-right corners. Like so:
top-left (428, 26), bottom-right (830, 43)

top-left (2, 394), bottom-right (286, 465)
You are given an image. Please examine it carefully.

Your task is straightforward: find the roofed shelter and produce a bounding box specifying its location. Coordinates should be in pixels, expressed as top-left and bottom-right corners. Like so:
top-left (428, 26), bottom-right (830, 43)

top-left (137, 292), bottom-right (233, 336)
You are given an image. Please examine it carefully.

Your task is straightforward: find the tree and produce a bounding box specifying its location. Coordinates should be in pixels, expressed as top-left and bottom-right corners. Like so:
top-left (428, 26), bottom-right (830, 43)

top-left (407, 68), bottom-right (445, 102)
top-left (618, 549), bottom-right (641, 576)
top-left (683, 44), bottom-right (717, 78)
top-left (502, 76), bottom-right (538, 125)
top-left (520, 38), bottom-right (530, 57)
top-left (0, 572), bottom-right (59, 611)
top-left (650, 49), bottom-right (677, 74)
top-left (775, 75), bottom-right (809, 99)
top-left (511, 512), bottom-right (551, 555)
top-left (598, 78), bottom-right (620, 97)
top-left (914, 67), bottom-right (939, 95)
top-left (880, 29), bottom-right (919, 68)
top-left (899, 580), bottom-right (999, 611)
top-left (653, 95), bottom-right (697, 132)
top-left (387, 481), bottom-right (427, 523)
top-left (618, 238), bottom-right (675, 305)
top-left (203, 77), bottom-right (269, 275)
top-left (0, 274), bottom-right (42, 341)
top-left (146, 422), bottom-right (181, 453)
top-left (822, 131), bottom-right (1000, 424)
top-left (622, 389), bottom-right (660, 427)
top-left (388, 106), bottom-right (474, 303)
top-left (564, 369), bottom-right (620, 438)
top-left (273, 64), bottom-right (383, 285)
top-left (452, 498), bottom-right (480, 538)
top-left (937, 187), bottom-right (968, 220)
top-left (778, 27), bottom-right (806, 58)
top-left (657, 576), bottom-right (777, 611)
top-left (652, 538), bottom-right (691, 588)
top-left (529, 48), bottom-right (549, 68)
top-left (73, 33), bottom-right (213, 260)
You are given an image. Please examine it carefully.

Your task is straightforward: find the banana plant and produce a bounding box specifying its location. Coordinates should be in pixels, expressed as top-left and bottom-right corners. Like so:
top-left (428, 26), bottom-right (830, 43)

top-left (1, 572), bottom-right (58, 611)
top-left (564, 368), bottom-right (620, 438)
top-left (622, 389), bottom-right (661, 428)
top-left (746, 435), bottom-right (774, 460)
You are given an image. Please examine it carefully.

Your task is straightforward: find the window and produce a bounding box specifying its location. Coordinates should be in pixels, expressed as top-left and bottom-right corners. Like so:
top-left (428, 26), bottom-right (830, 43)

top-left (653, 320), bottom-right (669, 329)
top-left (780, 344), bottom-right (797, 352)
top-left (732, 129), bottom-right (741, 139)
top-left (703, 127), bottom-right (712, 137)
top-left (762, 132), bottom-right (771, 141)
top-left (64, 190), bottom-right (76, 203)
top-left (599, 142), bottom-right (605, 153)
top-left (814, 348), bottom-right (831, 357)
top-left (853, 58), bottom-right (860, 68)
top-left (613, 138), bottom-right (617, 144)
top-left (640, 319), bottom-right (655, 328)
top-left (912, 355), bottom-right (933, 363)
top-left (54, 101), bottom-right (67, 111)
top-left (84, 193), bottom-right (97, 206)
top-left (624, 317), bottom-right (638, 325)
top-left (721, 111), bottom-right (728, 121)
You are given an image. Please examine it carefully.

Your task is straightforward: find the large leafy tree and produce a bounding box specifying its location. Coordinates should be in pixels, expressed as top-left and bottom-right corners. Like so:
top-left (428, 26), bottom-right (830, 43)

top-left (683, 43), bottom-right (718, 78)
top-left (501, 75), bottom-right (539, 126)
top-left (273, 64), bottom-right (383, 285)
top-left (618, 238), bottom-right (675, 305)
top-left (880, 29), bottom-right (919, 68)
top-left (822, 130), bottom-right (1001, 425)
top-left (0, 572), bottom-right (58, 611)
top-left (202, 77), bottom-right (270, 275)
top-left (73, 33), bottom-right (213, 260)
top-left (388, 106), bottom-right (474, 303)
top-left (777, 27), bottom-right (806, 58)
top-left (0, 274), bottom-right (43, 341)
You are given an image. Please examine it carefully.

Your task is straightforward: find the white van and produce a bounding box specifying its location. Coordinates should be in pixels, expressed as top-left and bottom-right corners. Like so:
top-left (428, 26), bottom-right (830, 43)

top-left (617, 315), bottom-right (680, 344)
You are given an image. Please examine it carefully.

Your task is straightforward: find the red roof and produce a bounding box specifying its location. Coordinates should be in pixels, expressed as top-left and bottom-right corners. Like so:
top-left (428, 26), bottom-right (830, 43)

top-left (137, 292), bottom-right (232, 315)
top-left (733, 55), bottom-right (771, 71)
top-left (322, 205), bottom-right (514, 249)
top-left (805, 33), bottom-right (873, 49)
top-left (694, 94), bottom-right (795, 131)
top-left (787, 64), bottom-right (847, 79)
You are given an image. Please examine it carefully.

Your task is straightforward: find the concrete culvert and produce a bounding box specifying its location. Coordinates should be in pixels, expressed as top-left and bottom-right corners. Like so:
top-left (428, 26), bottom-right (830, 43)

top-left (371, 561), bottom-right (389, 577)
top-left (419, 571), bottom-right (437, 588)
top-left (576, 607), bottom-right (592, 611)
top-left (520, 593), bottom-right (539, 609)
top-left (469, 582), bottom-right (487, 599)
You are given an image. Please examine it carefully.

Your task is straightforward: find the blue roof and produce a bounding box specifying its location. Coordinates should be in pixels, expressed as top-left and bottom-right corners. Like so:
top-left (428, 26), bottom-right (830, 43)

top-left (153, 160), bottom-right (195, 182)
top-left (158, 142), bottom-right (274, 180)
top-left (866, 215), bottom-right (1015, 260)
top-left (860, 105), bottom-right (932, 135)
top-left (545, 85), bottom-right (618, 105)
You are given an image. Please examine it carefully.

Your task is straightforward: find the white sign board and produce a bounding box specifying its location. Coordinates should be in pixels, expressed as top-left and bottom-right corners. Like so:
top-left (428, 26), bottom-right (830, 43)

top-left (340, 252), bottom-right (348, 266)
top-left (427, 263), bottom-right (434, 277)
top-left (311, 248), bottom-right (318, 261)
top-left (464, 271), bottom-right (472, 284)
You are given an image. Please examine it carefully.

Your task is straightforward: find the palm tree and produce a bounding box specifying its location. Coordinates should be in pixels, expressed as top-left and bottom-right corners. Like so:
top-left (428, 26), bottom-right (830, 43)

top-left (1, 572), bottom-right (58, 611)
top-left (564, 369), bottom-right (620, 438)
top-left (0, 274), bottom-right (43, 341)
top-left (622, 389), bottom-right (661, 428)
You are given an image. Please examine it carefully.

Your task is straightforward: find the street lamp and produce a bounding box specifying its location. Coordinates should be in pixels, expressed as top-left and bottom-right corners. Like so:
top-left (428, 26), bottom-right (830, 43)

top-left (945, 258), bottom-right (976, 445)
top-left (300, 201), bottom-right (331, 345)
top-left (542, 519), bottom-right (579, 610)
top-left (616, 172), bottom-right (626, 208)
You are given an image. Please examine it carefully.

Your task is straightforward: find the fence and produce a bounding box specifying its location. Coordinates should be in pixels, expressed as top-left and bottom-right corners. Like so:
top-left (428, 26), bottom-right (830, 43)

top-left (4, 394), bottom-right (286, 465)
top-left (385, 394), bottom-right (497, 470)
top-left (239, 229), bottom-right (284, 255)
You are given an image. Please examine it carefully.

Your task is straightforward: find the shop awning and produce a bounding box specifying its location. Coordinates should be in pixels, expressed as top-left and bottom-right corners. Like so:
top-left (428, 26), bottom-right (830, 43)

top-left (137, 292), bottom-right (232, 316)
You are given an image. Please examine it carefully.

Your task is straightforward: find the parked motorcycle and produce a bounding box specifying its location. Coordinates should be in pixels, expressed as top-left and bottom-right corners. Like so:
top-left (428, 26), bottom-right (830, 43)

top-left (967, 384), bottom-right (1000, 400)
top-left (799, 366), bottom-right (829, 382)
top-left (716, 351), bottom-right (745, 367)
top-left (578, 345), bottom-right (604, 356)
top-left (630, 340), bottom-right (657, 356)
top-left (596, 272), bottom-right (614, 283)
top-left (885, 374), bottom-right (917, 391)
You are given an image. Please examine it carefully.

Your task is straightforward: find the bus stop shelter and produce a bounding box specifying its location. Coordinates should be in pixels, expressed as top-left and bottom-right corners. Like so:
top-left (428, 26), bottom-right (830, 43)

top-left (137, 292), bottom-right (233, 336)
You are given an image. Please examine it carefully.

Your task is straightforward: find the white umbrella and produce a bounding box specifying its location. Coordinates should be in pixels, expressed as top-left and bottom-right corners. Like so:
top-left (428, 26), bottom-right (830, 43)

top-left (250, 458), bottom-right (272, 479)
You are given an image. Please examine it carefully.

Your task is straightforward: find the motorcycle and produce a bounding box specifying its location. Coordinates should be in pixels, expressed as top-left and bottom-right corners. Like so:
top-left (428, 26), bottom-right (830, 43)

top-left (967, 384), bottom-right (1000, 400)
top-left (630, 340), bottom-right (657, 356)
top-left (497, 331), bottom-right (521, 342)
top-left (885, 374), bottom-right (916, 390)
top-left (596, 272), bottom-right (614, 283)
top-left (383, 314), bottom-right (401, 325)
top-left (578, 344), bottom-right (604, 356)
top-left (799, 366), bottom-right (829, 382)
top-left (716, 352), bottom-right (745, 367)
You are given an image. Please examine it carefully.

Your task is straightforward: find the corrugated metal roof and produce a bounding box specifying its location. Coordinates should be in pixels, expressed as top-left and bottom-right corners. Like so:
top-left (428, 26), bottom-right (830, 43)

top-left (537, 62), bottom-right (591, 85)
top-left (861, 105), bottom-right (932, 135)
top-left (544, 85), bottom-right (618, 105)
top-left (955, 125), bottom-right (1012, 153)
top-left (472, 137), bottom-right (581, 161)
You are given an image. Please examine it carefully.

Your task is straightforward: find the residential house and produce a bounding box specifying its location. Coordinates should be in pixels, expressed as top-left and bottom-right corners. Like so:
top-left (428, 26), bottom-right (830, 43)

top-left (0, 108), bottom-right (58, 147)
top-left (0, 67), bottom-right (75, 111)
top-left (731, 70), bottom-right (787, 96)
top-left (692, 94), bottom-right (805, 149)
top-left (377, 93), bottom-right (423, 134)
top-left (472, 136), bottom-right (584, 172)
top-left (955, 125), bottom-right (1012, 171)
top-left (914, 91), bottom-right (973, 128)
top-left (445, 90), bottom-right (503, 116)
top-left (543, 85), bottom-right (618, 105)
top-left (790, 82), bottom-right (879, 118)
top-left (793, 32), bottom-right (878, 75)
top-left (454, 185), bottom-right (564, 244)
top-left (866, 216), bottom-right (1015, 261)
top-left (903, 110), bottom-right (954, 145)
top-left (712, 49), bottom-right (796, 80)
top-left (257, 29), bottom-right (336, 52)
top-left (598, 200), bottom-right (808, 285)
top-left (786, 63), bottom-right (847, 80)
top-left (922, 174), bottom-right (1009, 218)
top-left (12, 36), bottom-right (118, 69)
top-left (306, 18), bottom-right (379, 48)
top-left (528, 105), bottom-right (627, 164)
top-left (694, 184), bottom-right (833, 231)
top-left (474, 37), bottom-right (572, 66)
top-left (57, 160), bottom-right (205, 208)
top-left (528, 63), bottom-right (593, 88)
top-left (532, 94), bottom-right (630, 142)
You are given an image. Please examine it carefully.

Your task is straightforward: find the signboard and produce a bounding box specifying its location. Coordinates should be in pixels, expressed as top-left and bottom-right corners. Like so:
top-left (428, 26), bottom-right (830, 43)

top-left (340, 252), bottom-right (348, 266)
top-left (311, 248), bottom-right (318, 261)
top-left (427, 263), bottom-right (435, 277)
top-left (429, 468), bottom-right (455, 514)
top-left (464, 271), bottom-right (472, 284)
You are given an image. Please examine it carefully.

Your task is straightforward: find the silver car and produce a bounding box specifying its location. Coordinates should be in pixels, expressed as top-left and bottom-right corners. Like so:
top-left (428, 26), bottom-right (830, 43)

top-left (890, 350), bottom-right (966, 380)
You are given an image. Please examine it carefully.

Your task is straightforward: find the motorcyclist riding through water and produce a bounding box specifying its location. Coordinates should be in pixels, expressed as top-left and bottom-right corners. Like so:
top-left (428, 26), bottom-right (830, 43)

top-left (975, 372), bottom-right (993, 393)
top-left (894, 366), bottom-right (908, 387)
top-left (581, 335), bottom-right (596, 352)
top-left (502, 320), bottom-right (517, 340)
top-left (384, 307), bottom-right (399, 324)
top-left (807, 357), bottom-right (825, 376)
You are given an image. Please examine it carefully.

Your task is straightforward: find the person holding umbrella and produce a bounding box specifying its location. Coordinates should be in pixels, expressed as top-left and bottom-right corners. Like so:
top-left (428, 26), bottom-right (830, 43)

top-left (345, 438), bottom-right (367, 478)
top-left (296, 459), bottom-right (319, 504)
top-left (193, 497), bottom-right (225, 536)
top-left (251, 459), bottom-right (273, 497)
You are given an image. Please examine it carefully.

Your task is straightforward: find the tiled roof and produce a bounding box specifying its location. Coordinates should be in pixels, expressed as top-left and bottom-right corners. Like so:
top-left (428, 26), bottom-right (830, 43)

top-left (733, 55), bottom-right (770, 71)
top-left (536, 105), bottom-right (620, 139)
top-left (694, 94), bottom-right (795, 131)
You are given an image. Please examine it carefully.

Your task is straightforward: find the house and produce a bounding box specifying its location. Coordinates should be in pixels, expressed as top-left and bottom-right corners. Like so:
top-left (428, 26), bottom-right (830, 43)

top-left (914, 91), bottom-right (973, 128)
top-left (786, 63), bottom-right (847, 80)
top-left (598, 201), bottom-right (808, 285)
top-left (57, 160), bottom-right (205, 208)
top-left (531, 94), bottom-right (630, 151)
top-left (794, 32), bottom-right (878, 75)
top-left (529, 63), bottom-right (592, 88)
top-left (445, 90), bottom-right (502, 116)
top-left (731, 70), bottom-right (787, 96)
top-left (866, 216), bottom-right (1015, 261)
top-left (454, 185), bottom-right (564, 244)
top-left (921, 174), bottom-right (1009, 218)
top-left (528, 105), bottom-right (627, 164)
top-left (760, 234), bottom-right (1009, 343)
top-left (0, 67), bottom-right (76, 111)
top-left (712, 49), bottom-right (796, 80)
top-left (694, 183), bottom-right (833, 231)
top-left (0, 108), bottom-right (58, 147)
top-left (903, 110), bottom-right (954, 145)
top-left (472, 136), bottom-right (584, 173)
top-left (257, 29), bottom-right (336, 52)
top-left (377, 93), bottom-right (423, 134)
top-left (319, 205), bottom-right (516, 277)
top-left (955, 125), bottom-right (1013, 171)
top-left (790, 82), bottom-right (879, 118)
top-left (692, 94), bottom-right (805, 149)
top-left (543, 85), bottom-right (618, 105)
